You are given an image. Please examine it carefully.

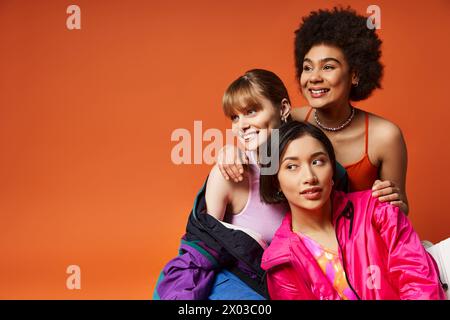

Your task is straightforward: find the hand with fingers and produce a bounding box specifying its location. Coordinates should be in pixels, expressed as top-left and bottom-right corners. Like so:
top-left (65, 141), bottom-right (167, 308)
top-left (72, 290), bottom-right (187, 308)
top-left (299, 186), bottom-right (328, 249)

top-left (371, 179), bottom-right (409, 214)
top-left (217, 144), bottom-right (248, 183)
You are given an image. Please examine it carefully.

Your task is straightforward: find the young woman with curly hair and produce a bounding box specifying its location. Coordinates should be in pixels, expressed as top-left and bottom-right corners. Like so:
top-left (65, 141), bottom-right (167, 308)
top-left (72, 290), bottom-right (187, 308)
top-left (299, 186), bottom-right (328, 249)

top-left (291, 7), bottom-right (409, 214)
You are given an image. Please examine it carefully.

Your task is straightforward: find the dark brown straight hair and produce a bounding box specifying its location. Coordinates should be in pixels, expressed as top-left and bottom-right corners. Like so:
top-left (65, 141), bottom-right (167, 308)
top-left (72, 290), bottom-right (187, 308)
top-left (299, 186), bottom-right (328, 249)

top-left (260, 121), bottom-right (337, 204)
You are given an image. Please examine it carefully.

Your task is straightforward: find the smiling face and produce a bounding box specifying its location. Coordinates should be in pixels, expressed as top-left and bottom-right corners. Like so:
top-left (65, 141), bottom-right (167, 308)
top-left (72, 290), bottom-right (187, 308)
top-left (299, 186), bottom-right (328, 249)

top-left (230, 94), bottom-right (281, 151)
top-left (277, 135), bottom-right (334, 211)
top-left (300, 44), bottom-right (356, 109)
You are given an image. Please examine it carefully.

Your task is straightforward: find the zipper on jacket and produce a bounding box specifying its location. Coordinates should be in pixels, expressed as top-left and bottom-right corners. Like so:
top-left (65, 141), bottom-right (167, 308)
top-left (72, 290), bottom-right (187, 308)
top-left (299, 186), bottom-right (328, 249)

top-left (334, 201), bottom-right (361, 300)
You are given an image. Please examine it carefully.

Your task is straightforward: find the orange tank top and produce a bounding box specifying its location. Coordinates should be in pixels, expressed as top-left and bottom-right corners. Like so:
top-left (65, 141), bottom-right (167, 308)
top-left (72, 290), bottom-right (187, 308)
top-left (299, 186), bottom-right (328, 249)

top-left (305, 108), bottom-right (379, 192)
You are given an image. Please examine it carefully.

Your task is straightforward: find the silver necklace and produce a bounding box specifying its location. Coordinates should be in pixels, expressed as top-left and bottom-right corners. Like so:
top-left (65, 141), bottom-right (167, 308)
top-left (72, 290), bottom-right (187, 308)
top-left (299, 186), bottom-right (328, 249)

top-left (314, 107), bottom-right (355, 132)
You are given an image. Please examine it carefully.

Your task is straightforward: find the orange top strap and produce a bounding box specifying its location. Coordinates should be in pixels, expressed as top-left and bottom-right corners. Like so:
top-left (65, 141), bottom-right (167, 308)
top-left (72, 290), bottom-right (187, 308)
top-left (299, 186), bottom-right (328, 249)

top-left (364, 112), bottom-right (369, 154)
top-left (305, 108), bottom-right (313, 122)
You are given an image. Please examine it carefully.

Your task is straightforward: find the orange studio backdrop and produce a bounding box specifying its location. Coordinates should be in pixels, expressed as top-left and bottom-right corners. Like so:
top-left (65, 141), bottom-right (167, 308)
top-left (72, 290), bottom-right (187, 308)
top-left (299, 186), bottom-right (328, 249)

top-left (0, 0), bottom-right (449, 299)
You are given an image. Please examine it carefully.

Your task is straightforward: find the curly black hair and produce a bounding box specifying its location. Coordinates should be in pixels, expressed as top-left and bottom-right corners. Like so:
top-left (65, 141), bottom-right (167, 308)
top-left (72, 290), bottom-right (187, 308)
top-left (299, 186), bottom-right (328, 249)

top-left (294, 6), bottom-right (383, 101)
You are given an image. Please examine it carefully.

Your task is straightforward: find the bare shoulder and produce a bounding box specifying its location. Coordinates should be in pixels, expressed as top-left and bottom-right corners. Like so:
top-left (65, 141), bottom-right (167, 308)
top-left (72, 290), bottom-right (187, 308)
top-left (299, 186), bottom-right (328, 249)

top-left (368, 113), bottom-right (403, 140)
top-left (367, 112), bottom-right (404, 143)
top-left (291, 106), bottom-right (312, 122)
top-left (206, 165), bottom-right (233, 199)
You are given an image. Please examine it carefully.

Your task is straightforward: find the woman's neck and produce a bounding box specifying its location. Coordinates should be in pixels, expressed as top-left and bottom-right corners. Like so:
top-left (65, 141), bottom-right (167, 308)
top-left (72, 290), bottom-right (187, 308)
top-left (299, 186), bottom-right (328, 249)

top-left (315, 102), bottom-right (353, 128)
top-left (291, 199), bottom-right (333, 236)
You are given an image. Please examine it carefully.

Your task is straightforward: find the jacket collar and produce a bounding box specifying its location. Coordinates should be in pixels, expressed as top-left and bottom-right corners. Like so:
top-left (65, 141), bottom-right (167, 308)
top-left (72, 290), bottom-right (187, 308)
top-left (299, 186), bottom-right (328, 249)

top-left (261, 190), bottom-right (353, 270)
top-left (330, 190), bottom-right (352, 223)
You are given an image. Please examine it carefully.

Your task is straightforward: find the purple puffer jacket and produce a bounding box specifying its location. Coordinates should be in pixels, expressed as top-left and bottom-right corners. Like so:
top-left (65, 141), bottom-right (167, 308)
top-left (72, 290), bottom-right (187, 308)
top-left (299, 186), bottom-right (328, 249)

top-left (153, 178), bottom-right (269, 300)
top-left (154, 237), bottom-right (219, 300)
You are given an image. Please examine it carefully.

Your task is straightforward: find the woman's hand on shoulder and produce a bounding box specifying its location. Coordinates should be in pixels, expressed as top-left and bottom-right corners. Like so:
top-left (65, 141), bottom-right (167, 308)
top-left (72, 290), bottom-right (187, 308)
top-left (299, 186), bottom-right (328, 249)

top-left (370, 115), bottom-right (409, 215)
top-left (216, 144), bottom-right (248, 183)
top-left (371, 179), bottom-right (408, 214)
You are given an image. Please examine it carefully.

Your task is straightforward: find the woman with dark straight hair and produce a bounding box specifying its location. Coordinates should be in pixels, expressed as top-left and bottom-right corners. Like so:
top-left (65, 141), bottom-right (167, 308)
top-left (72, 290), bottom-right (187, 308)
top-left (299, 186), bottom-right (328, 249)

top-left (259, 121), bottom-right (445, 300)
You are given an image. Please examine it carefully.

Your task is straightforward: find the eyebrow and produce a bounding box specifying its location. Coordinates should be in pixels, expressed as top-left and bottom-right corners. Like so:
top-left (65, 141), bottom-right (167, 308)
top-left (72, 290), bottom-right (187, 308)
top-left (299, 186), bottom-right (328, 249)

top-left (281, 151), bottom-right (328, 163)
top-left (303, 57), bottom-right (341, 65)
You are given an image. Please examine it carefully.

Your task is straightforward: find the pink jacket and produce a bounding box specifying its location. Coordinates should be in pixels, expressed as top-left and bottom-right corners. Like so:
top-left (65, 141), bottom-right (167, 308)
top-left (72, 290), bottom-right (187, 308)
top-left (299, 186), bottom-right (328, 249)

top-left (261, 190), bottom-right (446, 300)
